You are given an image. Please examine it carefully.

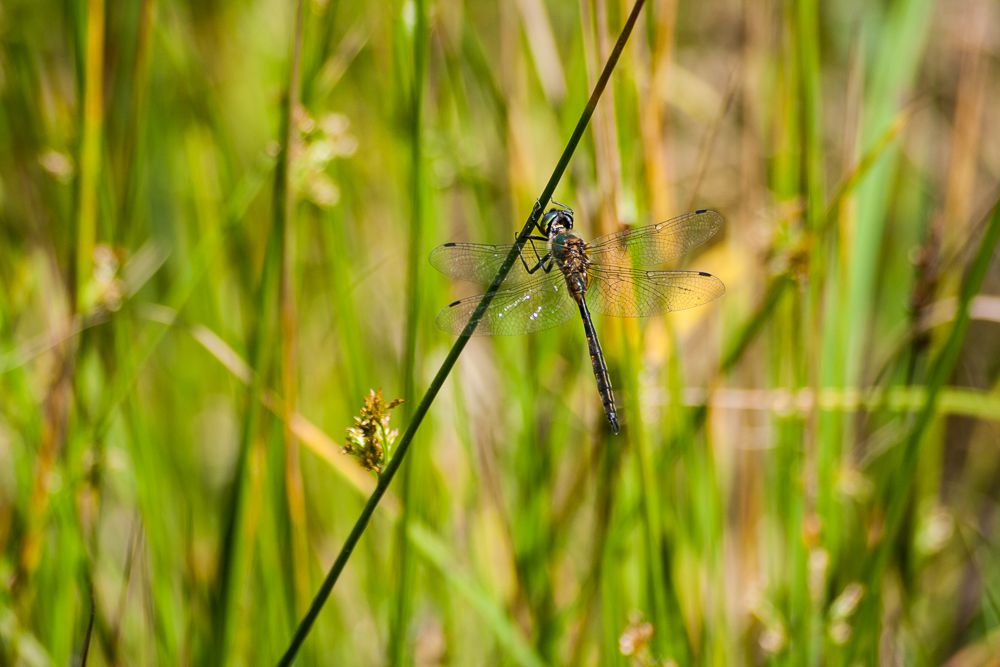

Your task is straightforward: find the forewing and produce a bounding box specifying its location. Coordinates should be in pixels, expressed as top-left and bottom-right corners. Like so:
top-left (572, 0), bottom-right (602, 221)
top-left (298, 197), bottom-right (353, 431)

top-left (586, 265), bottom-right (725, 317)
top-left (586, 209), bottom-right (723, 267)
top-left (436, 272), bottom-right (578, 336)
top-left (429, 239), bottom-right (549, 285)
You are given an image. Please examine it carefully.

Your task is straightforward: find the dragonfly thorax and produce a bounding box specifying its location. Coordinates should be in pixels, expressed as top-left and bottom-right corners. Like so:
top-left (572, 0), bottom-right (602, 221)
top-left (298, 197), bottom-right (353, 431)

top-left (550, 230), bottom-right (590, 295)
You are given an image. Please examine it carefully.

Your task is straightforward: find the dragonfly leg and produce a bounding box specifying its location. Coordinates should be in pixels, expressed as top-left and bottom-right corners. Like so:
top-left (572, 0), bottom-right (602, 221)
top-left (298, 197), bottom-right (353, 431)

top-left (515, 232), bottom-right (548, 268)
top-left (515, 234), bottom-right (552, 274)
top-left (518, 249), bottom-right (552, 274)
top-left (524, 255), bottom-right (554, 274)
top-left (530, 199), bottom-right (546, 235)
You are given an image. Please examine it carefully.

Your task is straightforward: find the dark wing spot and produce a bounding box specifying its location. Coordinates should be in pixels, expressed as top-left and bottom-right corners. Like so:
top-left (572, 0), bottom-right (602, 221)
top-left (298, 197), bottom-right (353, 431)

top-left (447, 300), bottom-right (461, 307)
top-left (699, 271), bottom-right (711, 277)
top-left (695, 208), bottom-right (707, 214)
top-left (444, 242), bottom-right (457, 247)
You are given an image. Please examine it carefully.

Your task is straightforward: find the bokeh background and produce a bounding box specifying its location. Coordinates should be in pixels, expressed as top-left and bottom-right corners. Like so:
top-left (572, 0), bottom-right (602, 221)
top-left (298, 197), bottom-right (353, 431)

top-left (2, 0), bottom-right (999, 664)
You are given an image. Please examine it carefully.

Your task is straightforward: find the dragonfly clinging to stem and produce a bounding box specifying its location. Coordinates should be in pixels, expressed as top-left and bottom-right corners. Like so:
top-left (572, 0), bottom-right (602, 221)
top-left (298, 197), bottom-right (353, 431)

top-left (431, 203), bottom-right (725, 434)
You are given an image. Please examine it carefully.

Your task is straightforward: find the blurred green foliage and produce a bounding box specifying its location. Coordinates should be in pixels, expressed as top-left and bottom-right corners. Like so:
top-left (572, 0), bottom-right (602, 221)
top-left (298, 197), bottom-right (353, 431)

top-left (1, 0), bottom-right (999, 665)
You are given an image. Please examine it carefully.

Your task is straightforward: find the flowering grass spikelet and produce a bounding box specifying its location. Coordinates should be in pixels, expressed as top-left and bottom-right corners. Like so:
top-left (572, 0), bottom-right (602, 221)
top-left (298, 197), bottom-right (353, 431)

top-left (343, 389), bottom-right (404, 475)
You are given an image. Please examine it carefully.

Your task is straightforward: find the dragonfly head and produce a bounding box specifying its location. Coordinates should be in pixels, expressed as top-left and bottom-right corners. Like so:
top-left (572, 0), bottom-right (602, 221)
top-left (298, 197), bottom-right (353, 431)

top-left (541, 208), bottom-right (574, 235)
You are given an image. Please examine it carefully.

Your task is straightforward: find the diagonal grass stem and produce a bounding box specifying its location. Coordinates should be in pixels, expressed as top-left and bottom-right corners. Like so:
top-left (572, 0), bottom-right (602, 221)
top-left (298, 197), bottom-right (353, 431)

top-left (277, 0), bottom-right (647, 662)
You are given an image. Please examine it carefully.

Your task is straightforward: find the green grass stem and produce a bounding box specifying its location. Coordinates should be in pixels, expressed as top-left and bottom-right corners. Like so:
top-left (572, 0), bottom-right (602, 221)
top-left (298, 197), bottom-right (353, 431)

top-left (277, 1), bottom-right (648, 662)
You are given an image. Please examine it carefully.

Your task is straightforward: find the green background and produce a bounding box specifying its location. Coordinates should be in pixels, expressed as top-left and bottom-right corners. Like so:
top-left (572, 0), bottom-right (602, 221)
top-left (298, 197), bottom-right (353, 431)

top-left (1, 0), bottom-right (999, 664)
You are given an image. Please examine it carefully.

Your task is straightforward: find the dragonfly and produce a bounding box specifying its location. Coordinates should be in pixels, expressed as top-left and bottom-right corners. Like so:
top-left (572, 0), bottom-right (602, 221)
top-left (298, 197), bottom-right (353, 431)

top-left (431, 204), bottom-right (725, 434)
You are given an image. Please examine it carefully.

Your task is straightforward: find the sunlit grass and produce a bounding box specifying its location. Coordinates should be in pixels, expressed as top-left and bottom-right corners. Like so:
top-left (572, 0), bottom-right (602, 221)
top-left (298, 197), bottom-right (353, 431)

top-left (1, 0), bottom-right (999, 665)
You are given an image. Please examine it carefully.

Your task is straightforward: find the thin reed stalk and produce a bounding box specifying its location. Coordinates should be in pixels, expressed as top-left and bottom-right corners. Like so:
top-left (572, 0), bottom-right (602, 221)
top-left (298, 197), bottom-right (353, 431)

top-left (388, 0), bottom-right (429, 662)
top-left (277, 1), bottom-right (648, 661)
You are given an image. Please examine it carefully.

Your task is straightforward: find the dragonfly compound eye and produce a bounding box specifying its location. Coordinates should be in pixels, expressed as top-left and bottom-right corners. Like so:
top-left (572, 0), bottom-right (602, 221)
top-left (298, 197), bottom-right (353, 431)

top-left (543, 209), bottom-right (573, 232)
top-left (540, 210), bottom-right (559, 231)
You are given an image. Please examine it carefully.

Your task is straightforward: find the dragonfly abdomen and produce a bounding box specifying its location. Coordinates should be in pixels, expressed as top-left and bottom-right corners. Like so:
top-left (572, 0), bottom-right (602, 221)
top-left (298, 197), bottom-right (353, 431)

top-left (574, 294), bottom-right (619, 434)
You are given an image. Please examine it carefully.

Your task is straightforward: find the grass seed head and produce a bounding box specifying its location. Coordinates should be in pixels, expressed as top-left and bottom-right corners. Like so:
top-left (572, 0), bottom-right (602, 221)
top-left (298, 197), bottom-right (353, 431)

top-left (343, 389), bottom-right (404, 475)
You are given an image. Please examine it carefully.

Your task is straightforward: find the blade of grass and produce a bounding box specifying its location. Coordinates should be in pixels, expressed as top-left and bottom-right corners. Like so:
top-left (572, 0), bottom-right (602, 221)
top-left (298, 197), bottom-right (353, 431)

top-left (842, 0), bottom-right (933, 403)
top-left (277, 1), bottom-right (649, 661)
top-left (73, 0), bottom-right (105, 308)
top-left (213, 0), bottom-right (310, 653)
top-left (277, 0), bottom-right (309, 632)
top-left (794, 0), bottom-right (828, 658)
top-left (679, 384), bottom-right (1000, 422)
top-left (388, 0), bottom-right (429, 663)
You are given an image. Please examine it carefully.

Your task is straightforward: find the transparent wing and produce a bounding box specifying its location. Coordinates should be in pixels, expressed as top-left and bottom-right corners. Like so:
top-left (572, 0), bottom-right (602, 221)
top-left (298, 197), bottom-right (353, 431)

top-left (429, 239), bottom-right (549, 285)
top-left (435, 272), bottom-right (578, 336)
top-left (586, 265), bottom-right (725, 317)
top-left (586, 209), bottom-right (723, 267)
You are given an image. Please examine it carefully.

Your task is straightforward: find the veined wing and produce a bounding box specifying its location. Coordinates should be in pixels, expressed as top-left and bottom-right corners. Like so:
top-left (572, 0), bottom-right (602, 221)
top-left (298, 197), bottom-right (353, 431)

top-left (429, 239), bottom-right (550, 285)
top-left (586, 265), bottom-right (725, 317)
top-left (586, 209), bottom-right (722, 267)
top-left (436, 271), bottom-right (577, 336)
